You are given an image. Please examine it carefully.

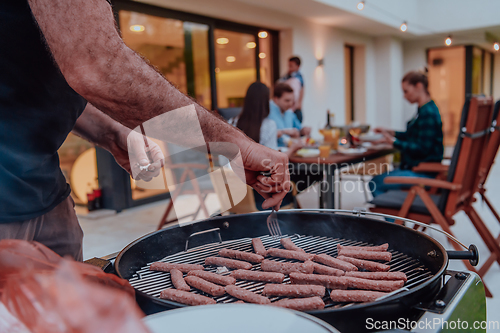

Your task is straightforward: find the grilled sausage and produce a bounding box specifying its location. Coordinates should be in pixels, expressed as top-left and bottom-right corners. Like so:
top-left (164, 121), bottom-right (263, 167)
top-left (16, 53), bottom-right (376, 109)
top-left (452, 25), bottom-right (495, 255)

top-left (150, 262), bottom-right (204, 273)
top-left (184, 276), bottom-right (226, 297)
top-left (271, 296), bottom-right (325, 311)
top-left (205, 257), bottom-right (253, 270)
top-left (330, 290), bottom-right (387, 303)
top-left (225, 285), bottom-right (271, 304)
top-left (170, 269), bottom-right (190, 291)
top-left (262, 284), bottom-right (325, 298)
top-left (337, 256), bottom-right (390, 272)
top-left (266, 248), bottom-right (315, 261)
top-left (218, 249), bottom-right (264, 264)
top-left (187, 270), bottom-right (236, 286)
top-left (289, 272), bottom-right (349, 290)
top-left (338, 249), bottom-right (392, 262)
top-left (313, 254), bottom-right (358, 271)
top-left (344, 277), bottom-right (404, 292)
top-left (230, 269), bottom-right (285, 283)
top-left (160, 289), bottom-right (216, 305)
top-left (260, 259), bottom-right (314, 275)
top-left (337, 243), bottom-right (389, 252)
top-left (252, 238), bottom-right (268, 257)
top-left (312, 263), bottom-right (345, 276)
top-left (280, 238), bottom-right (306, 252)
top-left (345, 271), bottom-right (407, 282)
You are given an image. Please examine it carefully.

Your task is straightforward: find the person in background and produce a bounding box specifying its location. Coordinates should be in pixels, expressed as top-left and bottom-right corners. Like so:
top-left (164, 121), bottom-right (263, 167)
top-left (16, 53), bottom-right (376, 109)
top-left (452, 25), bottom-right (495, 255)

top-left (371, 69), bottom-right (444, 197)
top-left (280, 56), bottom-right (305, 123)
top-left (269, 83), bottom-right (311, 147)
top-left (232, 82), bottom-right (304, 210)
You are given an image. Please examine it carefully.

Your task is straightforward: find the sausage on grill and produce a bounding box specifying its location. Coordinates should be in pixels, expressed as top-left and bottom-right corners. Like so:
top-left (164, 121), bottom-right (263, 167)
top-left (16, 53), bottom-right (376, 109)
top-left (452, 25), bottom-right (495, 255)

top-left (170, 268), bottom-right (190, 291)
top-left (345, 277), bottom-right (404, 292)
top-left (337, 256), bottom-right (390, 272)
top-left (260, 259), bottom-right (314, 275)
top-left (330, 290), bottom-right (387, 303)
top-left (313, 254), bottom-right (358, 271)
top-left (338, 249), bottom-right (392, 262)
top-left (160, 289), bottom-right (216, 305)
top-left (337, 243), bottom-right (389, 252)
top-left (225, 285), bottom-right (271, 304)
top-left (289, 272), bottom-right (349, 290)
top-left (187, 270), bottom-right (236, 286)
top-left (205, 257), bottom-right (253, 270)
top-left (280, 238), bottom-right (306, 252)
top-left (271, 296), bottom-right (325, 311)
top-left (150, 262), bottom-right (204, 273)
top-left (345, 271), bottom-right (407, 282)
top-left (218, 249), bottom-right (265, 264)
top-left (252, 238), bottom-right (268, 257)
top-left (184, 276), bottom-right (226, 297)
top-left (266, 248), bottom-right (315, 261)
top-left (262, 284), bottom-right (325, 298)
top-left (312, 263), bottom-right (345, 276)
top-left (230, 269), bottom-right (285, 283)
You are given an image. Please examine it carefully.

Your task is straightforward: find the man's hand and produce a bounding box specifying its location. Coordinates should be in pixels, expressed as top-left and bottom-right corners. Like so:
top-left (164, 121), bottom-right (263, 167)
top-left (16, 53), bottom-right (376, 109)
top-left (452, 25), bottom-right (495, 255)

top-left (239, 142), bottom-right (290, 210)
top-left (112, 130), bottom-right (164, 182)
top-left (374, 127), bottom-right (395, 137)
top-left (278, 128), bottom-right (300, 138)
top-left (300, 126), bottom-right (312, 137)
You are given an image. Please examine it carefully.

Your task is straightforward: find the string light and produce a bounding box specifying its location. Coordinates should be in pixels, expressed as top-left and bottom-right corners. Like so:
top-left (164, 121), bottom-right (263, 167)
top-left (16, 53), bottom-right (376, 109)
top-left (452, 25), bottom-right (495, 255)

top-left (400, 21), bottom-right (408, 32)
top-left (445, 36), bottom-right (452, 46)
top-left (494, 43), bottom-right (500, 51)
top-left (258, 31), bottom-right (268, 39)
top-left (130, 25), bottom-right (145, 32)
top-left (357, 1), bottom-right (365, 10)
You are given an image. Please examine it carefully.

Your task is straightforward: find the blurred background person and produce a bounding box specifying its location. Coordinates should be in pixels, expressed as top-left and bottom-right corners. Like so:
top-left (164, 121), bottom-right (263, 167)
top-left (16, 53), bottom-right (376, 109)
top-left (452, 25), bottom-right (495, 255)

top-left (269, 82), bottom-right (311, 147)
top-left (371, 69), bottom-right (443, 197)
top-left (280, 56), bottom-right (304, 123)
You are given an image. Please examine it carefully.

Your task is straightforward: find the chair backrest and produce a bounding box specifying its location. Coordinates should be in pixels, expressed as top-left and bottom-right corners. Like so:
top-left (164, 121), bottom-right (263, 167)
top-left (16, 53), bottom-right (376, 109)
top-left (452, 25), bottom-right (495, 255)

top-left (437, 96), bottom-right (494, 216)
top-left (475, 100), bottom-right (500, 189)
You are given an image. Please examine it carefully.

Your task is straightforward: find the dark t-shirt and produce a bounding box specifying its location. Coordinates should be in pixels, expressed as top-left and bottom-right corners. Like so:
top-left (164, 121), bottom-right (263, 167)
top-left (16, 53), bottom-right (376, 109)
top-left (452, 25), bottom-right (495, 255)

top-left (0, 1), bottom-right (87, 222)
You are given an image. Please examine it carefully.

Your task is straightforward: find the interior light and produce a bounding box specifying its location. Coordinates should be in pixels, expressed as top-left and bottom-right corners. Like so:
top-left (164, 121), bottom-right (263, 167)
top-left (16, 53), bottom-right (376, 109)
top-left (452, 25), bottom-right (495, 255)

top-left (226, 56), bottom-right (236, 63)
top-left (494, 43), bottom-right (500, 51)
top-left (216, 37), bottom-right (229, 45)
top-left (259, 53), bottom-right (266, 59)
top-left (258, 31), bottom-right (268, 39)
top-left (246, 42), bottom-right (256, 49)
top-left (130, 25), bottom-right (145, 32)
top-left (357, 1), bottom-right (365, 10)
top-left (445, 36), bottom-right (452, 46)
top-left (400, 22), bottom-right (408, 32)
top-left (215, 68), bottom-right (220, 73)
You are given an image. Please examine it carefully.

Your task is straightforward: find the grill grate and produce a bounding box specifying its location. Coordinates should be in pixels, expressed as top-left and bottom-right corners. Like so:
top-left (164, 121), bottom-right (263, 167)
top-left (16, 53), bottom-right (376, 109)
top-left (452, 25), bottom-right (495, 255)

top-left (128, 235), bottom-right (434, 308)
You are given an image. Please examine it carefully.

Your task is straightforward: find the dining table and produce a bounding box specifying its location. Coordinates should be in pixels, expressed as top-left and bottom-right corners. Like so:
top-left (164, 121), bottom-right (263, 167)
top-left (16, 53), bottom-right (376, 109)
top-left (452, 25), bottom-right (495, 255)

top-left (288, 145), bottom-right (397, 209)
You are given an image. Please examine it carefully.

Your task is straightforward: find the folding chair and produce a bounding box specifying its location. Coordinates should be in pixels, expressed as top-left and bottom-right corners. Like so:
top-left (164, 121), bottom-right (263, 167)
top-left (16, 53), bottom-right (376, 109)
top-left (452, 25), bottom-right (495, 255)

top-left (473, 100), bottom-right (500, 278)
top-left (370, 96), bottom-right (497, 297)
top-left (157, 145), bottom-right (214, 230)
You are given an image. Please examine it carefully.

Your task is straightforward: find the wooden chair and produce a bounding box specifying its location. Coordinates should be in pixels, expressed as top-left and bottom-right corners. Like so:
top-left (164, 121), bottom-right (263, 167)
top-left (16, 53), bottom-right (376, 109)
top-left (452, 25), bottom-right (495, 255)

top-left (157, 145), bottom-right (214, 230)
top-left (370, 96), bottom-right (498, 297)
top-left (473, 100), bottom-right (500, 278)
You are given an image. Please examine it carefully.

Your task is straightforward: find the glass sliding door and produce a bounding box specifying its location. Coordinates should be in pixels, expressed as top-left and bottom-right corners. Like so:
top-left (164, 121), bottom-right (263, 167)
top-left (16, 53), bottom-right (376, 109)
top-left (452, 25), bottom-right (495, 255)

top-left (214, 29), bottom-right (257, 109)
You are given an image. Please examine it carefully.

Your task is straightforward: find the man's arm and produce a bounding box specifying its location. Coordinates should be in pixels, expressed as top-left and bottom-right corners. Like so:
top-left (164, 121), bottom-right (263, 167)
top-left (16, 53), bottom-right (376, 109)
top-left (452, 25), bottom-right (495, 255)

top-left (28, 0), bottom-right (289, 209)
top-left (297, 87), bottom-right (304, 110)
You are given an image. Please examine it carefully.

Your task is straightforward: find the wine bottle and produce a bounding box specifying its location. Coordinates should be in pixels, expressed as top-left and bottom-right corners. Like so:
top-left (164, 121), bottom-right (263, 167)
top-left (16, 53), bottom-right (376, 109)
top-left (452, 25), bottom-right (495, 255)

top-left (325, 110), bottom-right (332, 129)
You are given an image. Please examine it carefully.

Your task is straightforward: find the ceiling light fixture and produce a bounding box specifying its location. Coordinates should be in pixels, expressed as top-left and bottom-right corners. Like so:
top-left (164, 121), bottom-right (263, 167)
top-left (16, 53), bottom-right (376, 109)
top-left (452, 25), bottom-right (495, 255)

top-left (246, 42), bottom-right (256, 49)
top-left (445, 35), bottom-right (452, 46)
top-left (226, 56), bottom-right (236, 63)
top-left (216, 37), bottom-right (229, 45)
top-left (258, 31), bottom-right (268, 39)
top-left (130, 25), bottom-right (145, 32)
top-left (400, 21), bottom-right (408, 32)
top-left (494, 42), bottom-right (500, 51)
top-left (357, 1), bottom-right (365, 10)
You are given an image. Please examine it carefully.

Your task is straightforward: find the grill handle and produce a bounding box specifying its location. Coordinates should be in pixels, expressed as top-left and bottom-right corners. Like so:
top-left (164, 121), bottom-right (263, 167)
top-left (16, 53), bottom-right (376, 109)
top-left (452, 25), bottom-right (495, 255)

top-left (185, 227), bottom-right (222, 252)
top-left (447, 245), bottom-right (479, 266)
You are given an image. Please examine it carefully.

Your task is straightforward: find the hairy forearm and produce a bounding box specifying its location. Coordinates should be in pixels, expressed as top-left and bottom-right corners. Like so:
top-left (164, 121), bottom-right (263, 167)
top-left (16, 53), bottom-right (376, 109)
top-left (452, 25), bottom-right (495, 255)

top-left (72, 103), bottom-right (128, 152)
top-left (28, 0), bottom-right (251, 154)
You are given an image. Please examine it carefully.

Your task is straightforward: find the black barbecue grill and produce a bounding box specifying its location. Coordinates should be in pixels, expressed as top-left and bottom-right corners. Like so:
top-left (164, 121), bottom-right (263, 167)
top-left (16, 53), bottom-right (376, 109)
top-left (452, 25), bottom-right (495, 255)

top-left (105, 209), bottom-right (485, 332)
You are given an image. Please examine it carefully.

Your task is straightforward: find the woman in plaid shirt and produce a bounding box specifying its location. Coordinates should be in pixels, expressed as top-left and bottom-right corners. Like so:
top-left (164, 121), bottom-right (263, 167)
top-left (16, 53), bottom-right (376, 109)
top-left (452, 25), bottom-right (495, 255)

top-left (370, 70), bottom-right (444, 197)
